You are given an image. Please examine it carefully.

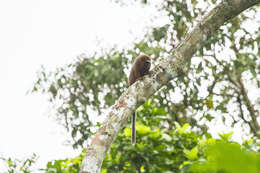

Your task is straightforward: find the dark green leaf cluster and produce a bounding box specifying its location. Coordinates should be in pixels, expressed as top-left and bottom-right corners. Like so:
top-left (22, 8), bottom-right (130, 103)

top-left (103, 122), bottom-right (201, 173)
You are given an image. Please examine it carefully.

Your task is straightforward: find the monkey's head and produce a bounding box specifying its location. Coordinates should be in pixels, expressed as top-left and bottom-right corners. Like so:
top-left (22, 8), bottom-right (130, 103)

top-left (139, 54), bottom-right (151, 73)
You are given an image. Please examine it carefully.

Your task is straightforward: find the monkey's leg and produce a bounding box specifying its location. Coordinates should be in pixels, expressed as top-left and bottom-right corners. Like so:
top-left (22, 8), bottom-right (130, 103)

top-left (131, 112), bottom-right (136, 145)
top-left (136, 73), bottom-right (150, 83)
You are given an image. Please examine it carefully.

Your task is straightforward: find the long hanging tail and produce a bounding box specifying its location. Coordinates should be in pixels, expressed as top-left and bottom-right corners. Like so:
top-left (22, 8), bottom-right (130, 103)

top-left (131, 112), bottom-right (136, 145)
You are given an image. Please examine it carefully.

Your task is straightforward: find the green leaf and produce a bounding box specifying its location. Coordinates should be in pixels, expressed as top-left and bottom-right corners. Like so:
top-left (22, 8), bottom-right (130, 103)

top-left (205, 95), bottom-right (214, 109)
top-left (123, 128), bottom-right (131, 137)
top-left (176, 123), bottom-right (189, 134)
top-left (196, 62), bottom-right (203, 74)
top-left (184, 147), bottom-right (198, 160)
top-left (219, 132), bottom-right (233, 141)
top-left (204, 113), bottom-right (214, 121)
top-left (137, 124), bottom-right (151, 135)
top-left (250, 66), bottom-right (257, 78)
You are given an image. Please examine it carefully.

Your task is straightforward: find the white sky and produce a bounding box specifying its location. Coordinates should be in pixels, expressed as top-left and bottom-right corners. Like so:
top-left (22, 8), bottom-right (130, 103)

top-left (0, 0), bottom-right (157, 171)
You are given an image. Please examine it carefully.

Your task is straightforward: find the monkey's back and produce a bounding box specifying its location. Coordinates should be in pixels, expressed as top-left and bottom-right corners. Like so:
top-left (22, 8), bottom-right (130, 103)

top-left (128, 54), bottom-right (151, 86)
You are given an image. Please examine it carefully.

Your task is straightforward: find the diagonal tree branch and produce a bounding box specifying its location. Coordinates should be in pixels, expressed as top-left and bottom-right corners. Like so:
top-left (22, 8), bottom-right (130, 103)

top-left (237, 74), bottom-right (260, 136)
top-left (80, 0), bottom-right (260, 172)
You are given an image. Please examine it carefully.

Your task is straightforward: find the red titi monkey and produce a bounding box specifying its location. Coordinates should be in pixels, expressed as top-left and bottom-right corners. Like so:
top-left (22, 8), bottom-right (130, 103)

top-left (128, 54), bottom-right (151, 145)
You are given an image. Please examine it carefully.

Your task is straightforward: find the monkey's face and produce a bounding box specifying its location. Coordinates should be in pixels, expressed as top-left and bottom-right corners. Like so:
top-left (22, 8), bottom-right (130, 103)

top-left (142, 56), bottom-right (151, 72)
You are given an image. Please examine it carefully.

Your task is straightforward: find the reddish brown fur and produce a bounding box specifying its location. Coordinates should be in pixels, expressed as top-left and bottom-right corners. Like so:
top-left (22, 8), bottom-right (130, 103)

top-left (128, 54), bottom-right (151, 145)
top-left (128, 54), bottom-right (151, 86)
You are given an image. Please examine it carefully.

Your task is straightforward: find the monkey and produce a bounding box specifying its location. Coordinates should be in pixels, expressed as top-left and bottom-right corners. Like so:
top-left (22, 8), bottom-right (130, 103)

top-left (128, 54), bottom-right (151, 145)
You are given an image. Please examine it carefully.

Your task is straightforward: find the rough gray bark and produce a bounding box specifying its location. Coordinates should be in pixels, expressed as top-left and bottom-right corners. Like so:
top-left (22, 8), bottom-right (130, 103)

top-left (80, 0), bottom-right (260, 172)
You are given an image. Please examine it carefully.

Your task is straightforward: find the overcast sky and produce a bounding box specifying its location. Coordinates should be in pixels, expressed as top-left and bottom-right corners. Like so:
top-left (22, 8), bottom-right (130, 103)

top-left (0, 0), bottom-right (159, 171)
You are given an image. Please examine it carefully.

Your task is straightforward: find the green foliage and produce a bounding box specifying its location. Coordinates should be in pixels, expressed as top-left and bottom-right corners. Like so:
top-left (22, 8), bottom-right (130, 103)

top-left (4, 126), bottom-right (260, 173)
top-left (40, 150), bottom-right (85, 173)
top-left (0, 153), bottom-right (38, 173)
top-left (102, 113), bottom-right (202, 173)
top-left (39, 123), bottom-right (260, 173)
top-left (184, 147), bottom-right (198, 161)
top-left (190, 142), bottom-right (260, 173)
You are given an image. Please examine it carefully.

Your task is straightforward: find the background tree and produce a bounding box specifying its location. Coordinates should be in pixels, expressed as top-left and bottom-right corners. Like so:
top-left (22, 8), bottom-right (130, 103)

top-left (33, 0), bottom-right (260, 147)
top-left (31, 0), bottom-right (260, 172)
